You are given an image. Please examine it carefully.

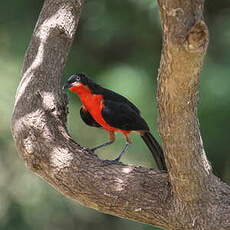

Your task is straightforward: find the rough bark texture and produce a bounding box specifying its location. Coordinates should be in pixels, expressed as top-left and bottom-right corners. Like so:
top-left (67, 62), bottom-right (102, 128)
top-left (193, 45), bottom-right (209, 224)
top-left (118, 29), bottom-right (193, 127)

top-left (11, 0), bottom-right (230, 230)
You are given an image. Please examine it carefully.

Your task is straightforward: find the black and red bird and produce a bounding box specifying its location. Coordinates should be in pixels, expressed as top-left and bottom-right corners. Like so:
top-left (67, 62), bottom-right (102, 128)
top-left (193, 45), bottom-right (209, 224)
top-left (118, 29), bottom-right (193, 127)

top-left (63, 72), bottom-right (166, 170)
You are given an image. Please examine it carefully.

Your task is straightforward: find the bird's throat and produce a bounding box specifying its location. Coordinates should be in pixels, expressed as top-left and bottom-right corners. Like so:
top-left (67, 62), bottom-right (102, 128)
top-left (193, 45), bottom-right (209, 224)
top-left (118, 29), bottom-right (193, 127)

top-left (69, 83), bottom-right (91, 97)
top-left (69, 83), bottom-right (103, 114)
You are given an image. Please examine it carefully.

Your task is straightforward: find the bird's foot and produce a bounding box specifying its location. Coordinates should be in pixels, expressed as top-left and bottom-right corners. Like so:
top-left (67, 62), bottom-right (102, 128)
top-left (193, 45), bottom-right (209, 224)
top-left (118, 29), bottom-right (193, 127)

top-left (89, 147), bottom-right (97, 152)
top-left (82, 147), bottom-right (96, 155)
top-left (102, 158), bottom-right (122, 165)
top-left (113, 156), bottom-right (122, 162)
top-left (82, 146), bottom-right (90, 151)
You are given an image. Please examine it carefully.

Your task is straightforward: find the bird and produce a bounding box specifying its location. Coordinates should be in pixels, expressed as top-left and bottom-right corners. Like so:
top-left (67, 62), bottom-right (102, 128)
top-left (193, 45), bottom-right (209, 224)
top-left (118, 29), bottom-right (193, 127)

top-left (63, 72), bottom-right (166, 171)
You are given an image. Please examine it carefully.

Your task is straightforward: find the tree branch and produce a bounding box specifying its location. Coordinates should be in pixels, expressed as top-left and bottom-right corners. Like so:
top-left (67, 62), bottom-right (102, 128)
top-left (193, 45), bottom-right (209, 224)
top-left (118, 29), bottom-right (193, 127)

top-left (156, 0), bottom-right (230, 229)
top-left (11, 0), bottom-right (230, 229)
top-left (157, 0), bottom-right (210, 202)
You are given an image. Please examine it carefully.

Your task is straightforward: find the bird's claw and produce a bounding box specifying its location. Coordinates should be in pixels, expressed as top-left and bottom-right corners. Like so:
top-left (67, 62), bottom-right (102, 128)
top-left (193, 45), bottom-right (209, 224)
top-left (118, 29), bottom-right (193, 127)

top-left (82, 147), bottom-right (96, 155)
top-left (102, 158), bottom-right (121, 165)
top-left (82, 146), bottom-right (90, 151)
top-left (89, 147), bottom-right (96, 152)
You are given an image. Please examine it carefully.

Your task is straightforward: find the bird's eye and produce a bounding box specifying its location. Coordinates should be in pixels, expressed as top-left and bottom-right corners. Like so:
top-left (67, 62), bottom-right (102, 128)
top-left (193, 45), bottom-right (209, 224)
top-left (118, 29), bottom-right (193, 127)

top-left (76, 76), bottom-right (80, 81)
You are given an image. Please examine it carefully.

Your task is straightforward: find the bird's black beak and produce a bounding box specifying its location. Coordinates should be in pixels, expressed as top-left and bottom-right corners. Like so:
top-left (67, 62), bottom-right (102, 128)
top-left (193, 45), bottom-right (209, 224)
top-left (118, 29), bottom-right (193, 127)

top-left (62, 83), bottom-right (71, 90)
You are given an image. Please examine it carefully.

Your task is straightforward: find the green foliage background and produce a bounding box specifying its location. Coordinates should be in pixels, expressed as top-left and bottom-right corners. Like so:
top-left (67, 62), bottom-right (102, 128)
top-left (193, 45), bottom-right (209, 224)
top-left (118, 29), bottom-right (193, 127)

top-left (0, 1), bottom-right (229, 230)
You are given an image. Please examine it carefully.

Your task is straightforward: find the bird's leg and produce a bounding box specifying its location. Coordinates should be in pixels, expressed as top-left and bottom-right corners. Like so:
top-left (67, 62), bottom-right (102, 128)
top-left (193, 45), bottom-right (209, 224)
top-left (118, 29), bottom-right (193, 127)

top-left (90, 131), bottom-right (115, 151)
top-left (113, 135), bottom-right (132, 162)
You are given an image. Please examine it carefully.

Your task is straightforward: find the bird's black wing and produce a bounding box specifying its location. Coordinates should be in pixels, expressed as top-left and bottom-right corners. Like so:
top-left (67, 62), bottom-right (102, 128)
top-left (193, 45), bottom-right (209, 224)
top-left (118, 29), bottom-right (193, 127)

top-left (101, 100), bottom-right (149, 131)
top-left (93, 87), bottom-right (140, 115)
top-left (80, 107), bottom-right (102, 128)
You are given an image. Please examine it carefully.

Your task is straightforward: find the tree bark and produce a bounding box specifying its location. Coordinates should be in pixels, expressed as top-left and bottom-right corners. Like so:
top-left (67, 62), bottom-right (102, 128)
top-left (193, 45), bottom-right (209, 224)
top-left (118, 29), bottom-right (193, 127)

top-left (11, 0), bottom-right (230, 230)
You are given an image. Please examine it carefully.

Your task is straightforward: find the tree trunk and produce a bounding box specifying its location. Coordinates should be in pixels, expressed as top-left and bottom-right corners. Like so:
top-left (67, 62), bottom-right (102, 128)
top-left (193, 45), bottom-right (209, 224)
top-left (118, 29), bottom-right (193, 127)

top-left (11, 0), bottom-right (230, 229)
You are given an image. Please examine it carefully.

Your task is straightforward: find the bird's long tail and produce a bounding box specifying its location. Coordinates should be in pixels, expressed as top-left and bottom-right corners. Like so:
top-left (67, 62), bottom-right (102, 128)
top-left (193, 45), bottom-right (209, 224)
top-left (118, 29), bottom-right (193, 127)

top-left (141, 132), bottom-right (167, 171)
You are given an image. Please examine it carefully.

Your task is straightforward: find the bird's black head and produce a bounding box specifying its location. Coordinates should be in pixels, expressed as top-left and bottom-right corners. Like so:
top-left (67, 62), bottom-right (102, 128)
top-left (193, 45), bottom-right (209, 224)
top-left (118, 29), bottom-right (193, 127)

top-left (63, 72), bottom-right (90, 90)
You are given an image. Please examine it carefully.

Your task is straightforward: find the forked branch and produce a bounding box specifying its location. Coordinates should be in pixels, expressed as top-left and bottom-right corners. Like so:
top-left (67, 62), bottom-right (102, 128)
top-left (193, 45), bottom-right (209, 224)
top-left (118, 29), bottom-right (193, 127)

top-left (11, 0), bottom-right (230, 230)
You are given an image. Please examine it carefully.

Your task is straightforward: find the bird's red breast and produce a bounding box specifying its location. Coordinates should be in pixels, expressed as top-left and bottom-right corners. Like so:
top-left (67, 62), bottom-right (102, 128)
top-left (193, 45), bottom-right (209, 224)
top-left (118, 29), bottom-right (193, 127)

top-left (69, 83), bottom-right (130, 135)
